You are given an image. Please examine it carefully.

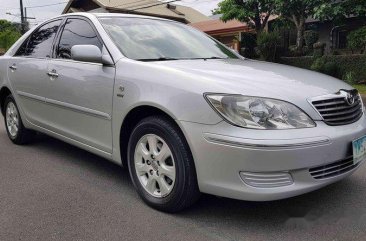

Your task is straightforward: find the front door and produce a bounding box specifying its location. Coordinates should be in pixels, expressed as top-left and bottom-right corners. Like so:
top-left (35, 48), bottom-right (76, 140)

top-left (43, 17), bottom-right (115, 154)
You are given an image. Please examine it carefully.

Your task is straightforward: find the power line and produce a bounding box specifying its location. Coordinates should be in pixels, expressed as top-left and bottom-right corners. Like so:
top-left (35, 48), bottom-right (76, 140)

top-left (26, 1), bottom-right (68, 9)
top-left (0, 1), bottom-right (67, 10)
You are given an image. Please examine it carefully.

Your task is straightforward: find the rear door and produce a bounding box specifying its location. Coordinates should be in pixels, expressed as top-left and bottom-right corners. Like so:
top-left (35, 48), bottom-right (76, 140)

top-left (8, 19), bottom-right (62, 127)
top-left (44, 17), bottom-right (115, 153)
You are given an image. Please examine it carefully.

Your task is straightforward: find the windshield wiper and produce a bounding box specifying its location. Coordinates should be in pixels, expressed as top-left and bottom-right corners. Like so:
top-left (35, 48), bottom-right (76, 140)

top-left (183, 57), bottom-right (228, 60)
top-left (137, 57), bottom-right (179, 62)
top-left (205, 56), bottom-right (227, 59)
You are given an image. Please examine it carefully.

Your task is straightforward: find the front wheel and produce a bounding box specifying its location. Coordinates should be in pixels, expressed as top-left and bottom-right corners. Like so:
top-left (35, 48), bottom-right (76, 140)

top-left (3, 95), bottom-right (34, 145)
top-left (127, 116), bottom-right (200, 212)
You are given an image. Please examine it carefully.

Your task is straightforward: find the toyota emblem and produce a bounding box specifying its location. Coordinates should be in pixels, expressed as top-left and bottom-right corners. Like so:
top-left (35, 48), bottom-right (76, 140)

top-left (339, 90), bottom-right (355, 106)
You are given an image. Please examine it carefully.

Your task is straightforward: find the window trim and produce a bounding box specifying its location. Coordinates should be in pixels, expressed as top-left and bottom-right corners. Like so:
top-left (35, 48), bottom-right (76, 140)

top-left (52, 16), bottom-right (105, 61)
top-left (14, 18), bottom-right (64, 59)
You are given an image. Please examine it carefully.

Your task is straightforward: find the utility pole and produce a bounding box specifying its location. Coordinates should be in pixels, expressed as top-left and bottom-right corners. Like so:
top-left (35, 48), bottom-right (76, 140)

top-left (19, 0), bottom-right (25, 34)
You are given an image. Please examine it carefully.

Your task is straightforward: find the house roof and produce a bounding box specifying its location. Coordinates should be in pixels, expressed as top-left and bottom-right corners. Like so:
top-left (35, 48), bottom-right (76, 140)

top-left (190, 19), bottom-right (252, 35)
top-left (62, 0), bottom-right (209, 23)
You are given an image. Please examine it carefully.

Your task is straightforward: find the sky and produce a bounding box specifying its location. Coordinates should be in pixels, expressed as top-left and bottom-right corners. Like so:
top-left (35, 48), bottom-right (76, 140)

top-left (0, 0), bottom-right (221, 27)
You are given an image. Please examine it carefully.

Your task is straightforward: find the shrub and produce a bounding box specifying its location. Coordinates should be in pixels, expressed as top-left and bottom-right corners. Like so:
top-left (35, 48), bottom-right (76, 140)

top-left (311, 57), bottom-right (326, 72)
top-left (323, 62), bottom-right (338, 77)
top-left (304, 30), bottom-right (319, 49)
top-left (281, 55), bottom-right (366, 83)
top-left (309, 57), bottom-right (339, 77)
top-left (347, 26), bottom-right (366, 54)
top-left (313, 42), bottom-right (326, 57)
top-left (286, 45), bottom-right (302, 57)
top-left (343, 71), bottom-right (357, 84)
top-left (256, 31), bottom-right (280, 62)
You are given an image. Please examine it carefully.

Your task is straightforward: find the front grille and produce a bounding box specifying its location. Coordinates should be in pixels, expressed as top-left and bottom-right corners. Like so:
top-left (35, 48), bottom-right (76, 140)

top-left (309, 156), bottom-right (359, 180)
top-left (240, 172), bottom-right (293, 188)
top-left (312, 91), bottom-right (363, 126)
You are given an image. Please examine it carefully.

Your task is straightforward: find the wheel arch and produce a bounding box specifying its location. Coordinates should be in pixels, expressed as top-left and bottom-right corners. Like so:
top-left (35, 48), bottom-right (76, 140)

top-left (119, 105), bottom-right (193, 169)
top-left (0, 86), bottom-right (12, 116)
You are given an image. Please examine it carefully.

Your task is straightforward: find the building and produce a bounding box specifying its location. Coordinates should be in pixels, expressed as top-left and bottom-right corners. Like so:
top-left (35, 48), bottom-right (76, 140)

top-left (190, 16), bottom-right (253, 51)
top-left (62, 0), bottom-right (209, 24)
top-left (306, 16), bottom-right (366, 53)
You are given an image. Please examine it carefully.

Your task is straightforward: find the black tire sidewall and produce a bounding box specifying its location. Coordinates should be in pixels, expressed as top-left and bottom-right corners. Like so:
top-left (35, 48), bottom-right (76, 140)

top-left (127, 117), bottom-right (190, 209)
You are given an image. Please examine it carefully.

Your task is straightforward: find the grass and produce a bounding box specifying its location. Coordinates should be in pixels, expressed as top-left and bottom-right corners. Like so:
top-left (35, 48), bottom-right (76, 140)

top-left (352, 84), bottom-right (366, 95)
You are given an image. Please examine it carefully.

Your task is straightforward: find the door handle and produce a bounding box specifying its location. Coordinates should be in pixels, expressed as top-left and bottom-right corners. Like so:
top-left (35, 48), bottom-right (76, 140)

top-left (9, 64), bottom-right (17, 71)
top-left (47, 69), bottom-right (59, 78)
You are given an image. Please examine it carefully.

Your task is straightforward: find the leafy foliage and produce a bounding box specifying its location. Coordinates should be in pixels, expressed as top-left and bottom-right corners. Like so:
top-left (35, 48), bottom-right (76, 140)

top-left (213, 0), bottom-right (275, 31)
top-left (314, 0), bottom-right (366, 23)
top-left (347, 26), bottom-right (366, 54)
top-left (343, 71), bottom-right (357, 84)
top-left (256, 31), bottom-right (280, 61)
top-left (310, 57), bottom-right (338, 77)
top-left (304, 30), bottom-right (319, 49)
top-left (0, 20), bottom-right (21, 51)
top-left (281, 55), bottom-right (366, 83)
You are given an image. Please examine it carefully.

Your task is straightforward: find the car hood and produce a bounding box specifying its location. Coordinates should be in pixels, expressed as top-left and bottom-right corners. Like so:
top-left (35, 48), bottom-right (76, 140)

top-left (153, 59), bottom-right (352, 100)
top-left (150, 58), bottom-right (354, 121)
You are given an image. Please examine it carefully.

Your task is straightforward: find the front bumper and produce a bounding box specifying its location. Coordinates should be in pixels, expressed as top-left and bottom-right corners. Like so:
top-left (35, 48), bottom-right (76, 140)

top-left (179, 116), bottom-right (366, 201)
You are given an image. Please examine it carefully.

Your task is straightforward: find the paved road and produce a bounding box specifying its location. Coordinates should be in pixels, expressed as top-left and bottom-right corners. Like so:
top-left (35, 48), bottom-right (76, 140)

top-left (1, 121), bottom-right (366, 241)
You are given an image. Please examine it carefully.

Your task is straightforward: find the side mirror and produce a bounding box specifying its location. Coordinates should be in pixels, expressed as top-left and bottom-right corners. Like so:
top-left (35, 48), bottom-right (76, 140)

top-left (71, 45), bottom-right (103, 64)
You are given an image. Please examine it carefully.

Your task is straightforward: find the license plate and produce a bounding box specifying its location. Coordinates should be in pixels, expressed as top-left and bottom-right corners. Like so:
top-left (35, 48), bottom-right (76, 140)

top-left (353, 136), bottom-right (366, 165)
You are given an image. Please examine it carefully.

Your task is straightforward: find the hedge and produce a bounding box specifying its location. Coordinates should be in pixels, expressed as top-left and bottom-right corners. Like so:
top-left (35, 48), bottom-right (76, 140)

top-left (280, 54), bottom-right (366, 82)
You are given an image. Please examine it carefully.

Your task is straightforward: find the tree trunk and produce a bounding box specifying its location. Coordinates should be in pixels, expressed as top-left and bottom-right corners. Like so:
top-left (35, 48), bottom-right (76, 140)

top-left (296, 19), bottom-right (305, 53)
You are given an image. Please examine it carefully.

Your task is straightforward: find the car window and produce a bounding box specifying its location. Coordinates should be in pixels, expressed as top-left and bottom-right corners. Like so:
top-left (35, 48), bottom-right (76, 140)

top-left (22, 20), bottom-right (62, 58)
top-left (99, 17), bottom-right (238, 61)
top-left (15, 38), bottom-right (29, 56)
top-left (56, 18), bottom-right (102, 59)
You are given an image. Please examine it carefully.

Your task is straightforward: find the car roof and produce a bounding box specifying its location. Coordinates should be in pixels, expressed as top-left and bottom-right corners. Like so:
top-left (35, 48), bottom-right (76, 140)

top-left (61, 12), bottom-right (174, 22)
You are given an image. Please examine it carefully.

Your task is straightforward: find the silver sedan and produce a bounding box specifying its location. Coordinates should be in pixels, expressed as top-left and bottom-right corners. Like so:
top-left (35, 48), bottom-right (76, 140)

top-left (0, 13), bottom-right (365, 212)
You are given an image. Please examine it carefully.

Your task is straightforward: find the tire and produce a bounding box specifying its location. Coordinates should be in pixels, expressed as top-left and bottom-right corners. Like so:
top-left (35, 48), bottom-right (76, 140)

top-left (3, 94), bottom-right (34, 145)
top-left (127, 116), bottom-right (200, 212)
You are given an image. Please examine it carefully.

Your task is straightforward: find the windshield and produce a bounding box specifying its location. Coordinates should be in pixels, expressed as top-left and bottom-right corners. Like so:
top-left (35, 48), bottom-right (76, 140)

top-left (99, 17), bottom-right (239, 61)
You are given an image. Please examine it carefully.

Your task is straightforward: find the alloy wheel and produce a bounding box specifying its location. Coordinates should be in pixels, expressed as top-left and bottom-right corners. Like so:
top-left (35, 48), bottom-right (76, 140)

top-left (6, 102), bottom-right (19, 138)
top-left (134, 134), bottom-right (176, 198)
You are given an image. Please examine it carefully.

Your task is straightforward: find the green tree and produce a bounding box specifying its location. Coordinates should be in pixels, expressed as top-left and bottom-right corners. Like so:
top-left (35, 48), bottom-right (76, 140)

top-left (213, 0), bottom-right (276, 32)
top-left (274, 0), bottom-right (325, 53)
top-left (0, 29), bottom-right (21, 50)
top-left (0, 20), bottom-right (21, 51)
top-left (314, 0), bottom-right (366, 22)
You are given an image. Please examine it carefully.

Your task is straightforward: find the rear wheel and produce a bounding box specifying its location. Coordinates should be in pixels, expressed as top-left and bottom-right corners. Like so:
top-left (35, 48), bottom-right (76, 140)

top-left (128, 116), bottom-right (200, 212)
top-left (3, 95), bottom-right (34, 145)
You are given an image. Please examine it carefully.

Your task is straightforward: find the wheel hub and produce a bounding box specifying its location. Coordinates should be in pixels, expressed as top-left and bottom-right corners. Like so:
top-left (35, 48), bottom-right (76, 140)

top-left (134, 134), bottom-right (176, 198)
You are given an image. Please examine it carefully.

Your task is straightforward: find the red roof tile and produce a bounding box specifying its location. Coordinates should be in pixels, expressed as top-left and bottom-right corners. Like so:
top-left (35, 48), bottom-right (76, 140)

top-left (190, 19), bottom-right (252, 34)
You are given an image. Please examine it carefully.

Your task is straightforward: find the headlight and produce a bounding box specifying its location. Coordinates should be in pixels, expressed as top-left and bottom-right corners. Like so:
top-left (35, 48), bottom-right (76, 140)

top-left (205, 94), bottom-right (316, 130)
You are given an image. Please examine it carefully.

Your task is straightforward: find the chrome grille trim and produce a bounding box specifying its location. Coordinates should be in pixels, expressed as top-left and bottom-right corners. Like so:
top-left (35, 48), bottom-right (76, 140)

top-left (309, 156), bottom-right (360, 180)
top-left (240, 172), bottom-right (293, 188)
top-left (310, 90), bottom-right (363, 126)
